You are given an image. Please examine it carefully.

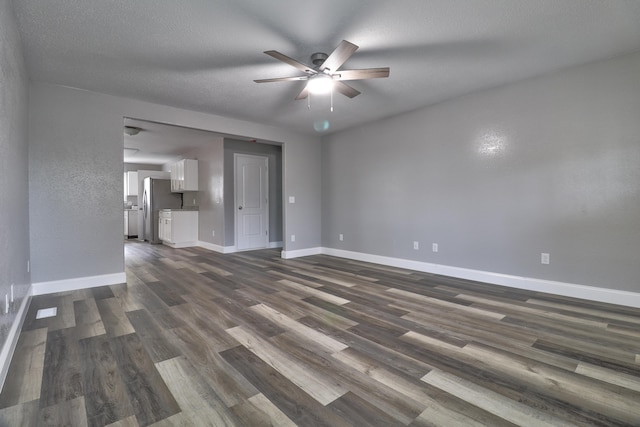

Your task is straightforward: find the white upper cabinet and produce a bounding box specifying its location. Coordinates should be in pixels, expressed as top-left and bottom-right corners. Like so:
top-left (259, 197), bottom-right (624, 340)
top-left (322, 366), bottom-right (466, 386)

top-left (125, 171), bottom-right (138, 197)
top-left (171, 159), bottom-right (198, 192)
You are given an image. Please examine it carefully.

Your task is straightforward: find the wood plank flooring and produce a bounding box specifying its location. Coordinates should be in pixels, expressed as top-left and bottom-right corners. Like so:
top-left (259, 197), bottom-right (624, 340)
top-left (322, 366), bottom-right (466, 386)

top-left (1, 241), bottom-right (640, 426)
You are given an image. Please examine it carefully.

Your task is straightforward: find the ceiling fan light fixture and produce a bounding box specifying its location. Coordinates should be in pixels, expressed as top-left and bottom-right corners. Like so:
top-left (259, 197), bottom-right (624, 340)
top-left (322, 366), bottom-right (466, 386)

top-left (307, 74), bottom-right (334, 95)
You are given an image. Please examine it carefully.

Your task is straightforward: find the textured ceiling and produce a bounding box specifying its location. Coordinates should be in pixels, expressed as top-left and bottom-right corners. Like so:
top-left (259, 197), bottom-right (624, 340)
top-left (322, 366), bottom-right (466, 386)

top-left (13, 0), bottom-right (640, 136)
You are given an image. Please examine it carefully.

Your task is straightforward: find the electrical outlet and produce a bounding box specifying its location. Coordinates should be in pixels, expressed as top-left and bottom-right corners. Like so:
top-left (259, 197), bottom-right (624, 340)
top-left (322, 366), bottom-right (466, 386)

top-left (291, 234), bottom-right (296, 242)
top-left (288, 196), bottom-right (295, 204)
top-left (413, 241), bottom-right (419, 250)
top-left (212, 230), bottom-right (215, 237)
top-left (339, 233), bottom-right (344, 241)
top-left (432, 243), bottom-right (438, 252)
top-left (541, 253), bottom-right (550, 264)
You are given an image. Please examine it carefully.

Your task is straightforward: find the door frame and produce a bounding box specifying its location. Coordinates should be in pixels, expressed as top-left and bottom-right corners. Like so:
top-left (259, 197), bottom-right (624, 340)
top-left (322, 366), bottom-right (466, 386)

top-left (234, 153), bottom-right (269, 251)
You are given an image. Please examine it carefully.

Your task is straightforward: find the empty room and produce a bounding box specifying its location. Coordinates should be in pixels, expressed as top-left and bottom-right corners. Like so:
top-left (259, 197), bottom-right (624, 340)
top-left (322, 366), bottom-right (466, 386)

top-left (1, 1), bottom-right (640, 426)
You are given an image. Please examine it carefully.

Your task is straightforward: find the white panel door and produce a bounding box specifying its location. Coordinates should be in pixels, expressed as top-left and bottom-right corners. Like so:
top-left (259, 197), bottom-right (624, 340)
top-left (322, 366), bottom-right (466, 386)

top-left (235, 154), bottom-right (268, 250)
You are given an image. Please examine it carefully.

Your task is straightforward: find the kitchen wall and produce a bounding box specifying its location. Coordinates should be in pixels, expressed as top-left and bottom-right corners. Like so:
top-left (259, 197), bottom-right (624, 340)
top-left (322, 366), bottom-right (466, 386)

top-left (28, 82), bottom-right (321, 286)
top-left (179, 138), bottom-right (225, 247)
top-left (322, 51), bottom-right (640, 295)
top-left (0, 0), bottom-right (30, 379)
top-left (223, 139), bottom-right (283, 247)
top-left (160, 161), bottom-right (199, 209)
top-left (125, 163), bottom-right (163, 172)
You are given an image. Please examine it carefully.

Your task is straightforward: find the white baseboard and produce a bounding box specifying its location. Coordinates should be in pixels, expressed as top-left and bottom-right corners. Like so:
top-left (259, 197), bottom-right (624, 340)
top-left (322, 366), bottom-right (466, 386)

top-left (163, 241), bottom-right (198, 249)
top-left (31, 272), bottom-right (127, 296)
top-left (0, 288), bottom-right (32, 392)
top-left (197, 241), bottom-right (237, 254)
top-left (281, 247), bottom-right (323, 259)
top-left (321, 248), bottom-right (640, 309)
top-left (198, 241), bottom-right (281, 254)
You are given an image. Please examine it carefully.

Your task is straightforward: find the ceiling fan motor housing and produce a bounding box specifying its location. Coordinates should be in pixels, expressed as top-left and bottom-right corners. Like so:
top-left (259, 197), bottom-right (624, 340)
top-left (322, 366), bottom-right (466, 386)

top-left (310, 52), bottom-right (329, 69)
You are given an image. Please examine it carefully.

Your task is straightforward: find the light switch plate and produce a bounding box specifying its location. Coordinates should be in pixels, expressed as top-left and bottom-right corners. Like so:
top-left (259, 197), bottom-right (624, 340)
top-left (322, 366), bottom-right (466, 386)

top-left (288, 196), bottom-right (295, 204)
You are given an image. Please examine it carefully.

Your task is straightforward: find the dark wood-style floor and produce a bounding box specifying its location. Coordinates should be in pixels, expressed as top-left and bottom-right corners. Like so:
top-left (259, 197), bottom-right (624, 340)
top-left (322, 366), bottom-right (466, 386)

top-left (1, 242), bottom-right (639, 426)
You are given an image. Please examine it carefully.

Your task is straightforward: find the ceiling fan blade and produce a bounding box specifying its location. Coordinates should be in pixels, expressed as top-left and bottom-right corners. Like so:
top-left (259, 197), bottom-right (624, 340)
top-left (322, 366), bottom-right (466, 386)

top-left (334, 81), bottom-right (361, 98)
top-left (254, 76), bottom-right (309, 83)
top-left (335, 67), bottom-right (390, 81)
top-left (320, 40), bottom-right (358, 72)
top-left (264, 50), bottom-right (316, 74)
top-left (295, 86), bottom-right (309, 100)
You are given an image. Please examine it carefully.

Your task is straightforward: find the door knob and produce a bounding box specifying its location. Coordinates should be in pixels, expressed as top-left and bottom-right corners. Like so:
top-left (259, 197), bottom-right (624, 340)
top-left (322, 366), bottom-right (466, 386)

top-left (238, 206), bottom-right (243, 210)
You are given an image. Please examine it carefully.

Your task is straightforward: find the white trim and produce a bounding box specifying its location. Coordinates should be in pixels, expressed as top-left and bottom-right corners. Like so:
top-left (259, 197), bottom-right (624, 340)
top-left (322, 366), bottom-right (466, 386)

top-left (197, 241), bottom-right (237, 254)
top-left (0, 288), bottom-right (32, 392)
top-left (31, 272), bottom-right (126, 296)
top-left (198, 240), bottom-right (280, 254)
top-left (321, 248), bottom-right (640, 309)
top-left (162, 241), bottom-right (198, 249)
top-left (281, 247), bottom-right (323, 259)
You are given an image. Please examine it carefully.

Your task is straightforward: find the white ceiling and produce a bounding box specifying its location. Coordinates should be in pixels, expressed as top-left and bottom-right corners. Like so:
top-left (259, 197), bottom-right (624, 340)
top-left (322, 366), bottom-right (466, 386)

top-left (122, 118), bottom-right (227, 165)
top-left (13, 0), bottom-right (640, 136)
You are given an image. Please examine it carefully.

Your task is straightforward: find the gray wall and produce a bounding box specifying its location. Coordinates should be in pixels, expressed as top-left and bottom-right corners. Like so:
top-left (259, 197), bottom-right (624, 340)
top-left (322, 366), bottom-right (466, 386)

top-left (0, 0), bottom-right (30, 346)
top-left (223, 139), bottom-right (283, 246)
top-left (181, 138), bottom-right (225, 246)
top-left (284, 138), bottom-right (322, 252)
top-left (124, 163), bottom-right (163, 172)
top-left (28, 82), bottom-right (321, 285)
top-left (322, 51), bottom-right (640, 293)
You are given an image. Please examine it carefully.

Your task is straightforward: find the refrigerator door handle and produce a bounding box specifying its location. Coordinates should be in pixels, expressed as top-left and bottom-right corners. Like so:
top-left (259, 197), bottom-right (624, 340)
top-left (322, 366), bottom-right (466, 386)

top-left (143, 189), bottom-right (147, 217)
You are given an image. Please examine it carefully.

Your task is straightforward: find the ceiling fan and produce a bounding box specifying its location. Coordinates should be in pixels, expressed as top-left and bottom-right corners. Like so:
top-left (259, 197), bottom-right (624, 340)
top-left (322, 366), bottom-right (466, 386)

top-left (254, 40), bottom-right (390, 100)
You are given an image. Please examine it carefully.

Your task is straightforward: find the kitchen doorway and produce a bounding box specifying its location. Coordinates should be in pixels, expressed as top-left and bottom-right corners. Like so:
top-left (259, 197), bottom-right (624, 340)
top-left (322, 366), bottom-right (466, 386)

top-left (123, 117), bottom-right (284, 252)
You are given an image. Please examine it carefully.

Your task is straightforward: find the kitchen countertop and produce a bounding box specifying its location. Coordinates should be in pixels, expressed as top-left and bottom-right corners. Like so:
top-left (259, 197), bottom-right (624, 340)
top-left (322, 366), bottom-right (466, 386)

top-left (161, 207), bottom-right (199, 211)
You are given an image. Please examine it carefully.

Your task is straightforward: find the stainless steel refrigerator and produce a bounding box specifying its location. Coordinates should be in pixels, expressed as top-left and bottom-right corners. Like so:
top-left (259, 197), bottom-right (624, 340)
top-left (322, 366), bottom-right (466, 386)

top-left (142, 178), bottom-right (182, 244)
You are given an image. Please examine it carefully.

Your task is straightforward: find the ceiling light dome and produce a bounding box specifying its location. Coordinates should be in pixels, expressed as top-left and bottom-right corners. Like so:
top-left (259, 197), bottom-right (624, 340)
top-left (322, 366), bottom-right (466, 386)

top-left (124, 126), bottom-right (142, 136)
top-left (307, 74), bottom-right (334, 95)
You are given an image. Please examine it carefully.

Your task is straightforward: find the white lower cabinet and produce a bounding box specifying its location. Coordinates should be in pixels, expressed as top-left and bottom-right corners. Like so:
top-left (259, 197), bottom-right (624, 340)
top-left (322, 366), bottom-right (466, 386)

top-left (124, 210), bottom-right (138, 238)
top-left (159, 210), bottom-right (198, 248)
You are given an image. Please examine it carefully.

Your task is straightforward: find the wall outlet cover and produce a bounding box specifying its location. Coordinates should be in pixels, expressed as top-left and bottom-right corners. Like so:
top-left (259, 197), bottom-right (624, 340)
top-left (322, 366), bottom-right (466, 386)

top-left (36, 307), bottom-right (58, 319)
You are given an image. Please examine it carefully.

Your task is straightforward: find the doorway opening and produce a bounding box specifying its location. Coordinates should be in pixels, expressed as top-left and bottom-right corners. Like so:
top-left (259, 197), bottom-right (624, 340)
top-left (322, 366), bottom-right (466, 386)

top-left (122, 117), bottom-right (283, 254)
